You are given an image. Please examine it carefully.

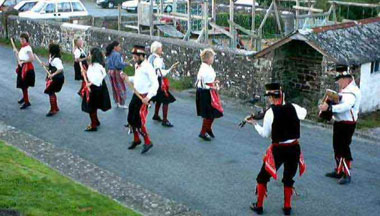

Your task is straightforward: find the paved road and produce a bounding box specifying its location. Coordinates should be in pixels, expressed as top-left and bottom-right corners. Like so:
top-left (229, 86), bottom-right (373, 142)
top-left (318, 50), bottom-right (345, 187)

top-left (0, 45), bottom-right (380, 216)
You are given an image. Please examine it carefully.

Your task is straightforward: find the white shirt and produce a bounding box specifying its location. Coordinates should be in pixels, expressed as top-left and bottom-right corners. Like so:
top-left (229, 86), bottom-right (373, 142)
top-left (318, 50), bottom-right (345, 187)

top-left (49, 57), bottom-right (64, 71)
top-left (18, 45), bottom-right (33, 61)
top-left (128, 60), bottom-right (159, 99)
top-left (254, 103), bottom-right (307, 143)
top-left (87, 63), bottom-right (107, 87)
top-left (332, 80), bottom-right (361, 122)
top-left (196, 63), bottom-right (216, 89)
top-left (74, 48), bottom-right (86, 59)
top-left (151, 54), bottom-right (169, 77)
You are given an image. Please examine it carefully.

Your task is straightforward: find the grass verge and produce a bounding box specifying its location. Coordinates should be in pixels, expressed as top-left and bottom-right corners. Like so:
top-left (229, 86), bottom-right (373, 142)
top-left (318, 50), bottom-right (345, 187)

top-left (0, 140), bottom-right (140, 216)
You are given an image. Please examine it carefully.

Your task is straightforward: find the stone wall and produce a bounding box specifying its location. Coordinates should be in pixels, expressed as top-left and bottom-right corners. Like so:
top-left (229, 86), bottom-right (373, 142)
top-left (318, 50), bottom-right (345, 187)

top-left (5, 16), bottom-right (272, 100)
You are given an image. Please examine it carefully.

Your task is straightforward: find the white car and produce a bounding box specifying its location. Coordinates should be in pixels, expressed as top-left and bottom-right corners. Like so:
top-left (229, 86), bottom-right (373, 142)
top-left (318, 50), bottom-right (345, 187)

top-left (19, 0), bottom-right (88, 19)
top-left (122, 0), bottom-right (173, 13)
top-left (234, 0), bottom-right (259, 7)
top-left (14, 0), bottom-right (38, 12)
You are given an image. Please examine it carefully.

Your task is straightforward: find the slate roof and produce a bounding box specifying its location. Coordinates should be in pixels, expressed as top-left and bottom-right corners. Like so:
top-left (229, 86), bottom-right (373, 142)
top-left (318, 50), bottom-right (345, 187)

top-left (255, 17), bottom-right (380, 66)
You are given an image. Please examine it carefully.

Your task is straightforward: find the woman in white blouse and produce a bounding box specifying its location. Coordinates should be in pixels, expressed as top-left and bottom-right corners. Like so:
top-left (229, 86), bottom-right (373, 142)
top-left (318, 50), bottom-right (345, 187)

top-left (81, 47), bottom-right (111, 132)
top-left (43, 43), bottom-right (65, 117)
top-left (195, 48), bottom-right (224, 141)
top-left (73, 37), bottom-right (88, 95)
top-left (15, 33), bottom-right (35, 109)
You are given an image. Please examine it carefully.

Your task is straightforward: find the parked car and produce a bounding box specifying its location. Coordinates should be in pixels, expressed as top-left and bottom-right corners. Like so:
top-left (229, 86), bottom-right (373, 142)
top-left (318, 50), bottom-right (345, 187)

top-left (96, 0), bottom-right (126, 9)
top-left (14, 0), bottom-right (38, 12)
top-left (122, 0), bottom-right (173, 13)
top-left (19, 0), bottom-right (88, 19)
top-left (234, 0), bottom-right (259, 7)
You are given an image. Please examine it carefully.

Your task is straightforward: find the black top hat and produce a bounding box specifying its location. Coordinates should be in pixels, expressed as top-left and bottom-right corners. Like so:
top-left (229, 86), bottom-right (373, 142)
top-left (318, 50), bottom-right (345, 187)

top-left (335, 66), bottom-right (352, 81)
top-left (264, 83), bottom-right (281, 97)
top-left (131, 45), bottom-right (146, 55)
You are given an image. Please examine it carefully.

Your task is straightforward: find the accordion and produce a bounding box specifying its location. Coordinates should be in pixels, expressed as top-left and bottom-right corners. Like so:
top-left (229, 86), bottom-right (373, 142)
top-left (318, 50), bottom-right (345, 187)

top-left (319, 89), bottom-right (340, 121)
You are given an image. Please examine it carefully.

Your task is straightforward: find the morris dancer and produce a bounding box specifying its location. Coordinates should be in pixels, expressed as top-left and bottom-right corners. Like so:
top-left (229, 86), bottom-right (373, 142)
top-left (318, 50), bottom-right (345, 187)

top-left (121, 45), bottom-right (158, 154)
top-left (195, 48), bottom-right (223, 141)
top-left (43, 43), bottom-right (64, 116)
top-left (148, 41), bottom-right (178, 127)
top-left (319, 68), bottom-right (361, 185)
top-left (73, 37), bottom-right (88, 95)
top-left (246, 83), bottom-right (307, 215)
top-left (81, 47), bottom-right (112, 131)
top-left (105, 41), bottom-right (128, 108)
top-left (14, 33), bottom-right (35, 109)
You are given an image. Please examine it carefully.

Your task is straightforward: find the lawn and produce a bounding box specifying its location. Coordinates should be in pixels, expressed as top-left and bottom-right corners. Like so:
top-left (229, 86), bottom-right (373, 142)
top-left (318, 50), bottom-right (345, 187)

top-left (0, 141), bottom-right (140, 216)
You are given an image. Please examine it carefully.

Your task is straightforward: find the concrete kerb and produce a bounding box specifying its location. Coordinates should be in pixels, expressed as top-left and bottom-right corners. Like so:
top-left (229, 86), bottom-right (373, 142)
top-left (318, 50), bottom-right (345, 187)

top-left (0, 121), bottom-right (201, 216)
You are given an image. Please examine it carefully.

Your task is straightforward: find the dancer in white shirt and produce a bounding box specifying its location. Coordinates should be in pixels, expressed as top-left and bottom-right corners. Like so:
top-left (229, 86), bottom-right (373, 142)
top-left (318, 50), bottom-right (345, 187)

top-left (81, 47), bottom-right (111, 132)
top-left (319, 67), bottom-right (361, 185)
top-left (122, 45), bottom-right (159, 154)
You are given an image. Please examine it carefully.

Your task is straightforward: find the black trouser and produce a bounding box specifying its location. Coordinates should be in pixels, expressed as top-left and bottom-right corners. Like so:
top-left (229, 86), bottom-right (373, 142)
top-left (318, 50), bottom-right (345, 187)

top-left (333, 122), bottom-right (356, 162)
top-left (257, 144), bottom-right (300, 187)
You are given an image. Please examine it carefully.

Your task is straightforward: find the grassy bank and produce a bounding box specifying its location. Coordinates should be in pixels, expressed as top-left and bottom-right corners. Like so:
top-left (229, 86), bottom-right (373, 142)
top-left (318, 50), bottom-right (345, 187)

top-left (0, 141), bottom-right (140, 216)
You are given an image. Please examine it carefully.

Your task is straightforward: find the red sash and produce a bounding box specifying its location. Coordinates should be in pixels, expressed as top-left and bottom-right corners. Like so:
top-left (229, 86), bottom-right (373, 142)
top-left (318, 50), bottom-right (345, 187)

top-left (263, 142), bottom-right (306, 180)
top-left (81, 65), bottom-right (90, 103)
top-left (45, 78), bottom-right (53, 91)
top-left (206, 83), bottom-right (224, 114)
top-left (161, 77), bottom-right (170, 97)
top-left (17, 62), bottom-right (34, 81)
top-left (139, 94), bottom-right (149, 128)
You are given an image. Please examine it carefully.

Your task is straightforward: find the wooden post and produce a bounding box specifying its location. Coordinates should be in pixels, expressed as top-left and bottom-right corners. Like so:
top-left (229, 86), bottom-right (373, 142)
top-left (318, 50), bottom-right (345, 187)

top-left (229, 0), bottom-right (236, 48)
top-left (295, 0), bottom-right (299, 29)
top-left (251, 0), bottom-right (256, 50)
top-left (173, 0), bottom-right (177, 29)
top-left (137, 0), bottom-right (141, 34)
top-left (212, 0), bottom-right (216, 21)
top-left (118, 5), bottom-right (121, 31)
top-left (273, 0), bottom-right (283, 36)
top-left (150, 0), bottom-right (154, 36)
top-left (203, 0), bottom-right (209, 44)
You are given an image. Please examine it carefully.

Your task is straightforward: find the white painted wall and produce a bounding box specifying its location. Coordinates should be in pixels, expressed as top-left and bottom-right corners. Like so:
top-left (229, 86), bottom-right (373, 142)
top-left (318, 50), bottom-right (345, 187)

top-left (359, 62), bottom-right (380, 113)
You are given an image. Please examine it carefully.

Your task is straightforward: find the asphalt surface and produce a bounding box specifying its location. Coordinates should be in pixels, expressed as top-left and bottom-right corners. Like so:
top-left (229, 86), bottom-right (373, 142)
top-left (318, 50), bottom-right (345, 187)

top-left (0, 45), bottom-right (380, 216)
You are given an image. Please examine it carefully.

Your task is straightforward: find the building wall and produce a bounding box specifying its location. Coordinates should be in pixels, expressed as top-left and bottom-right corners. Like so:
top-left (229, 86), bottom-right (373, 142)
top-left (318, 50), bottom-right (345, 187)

top-left (4, 16), bottom-right (273, 100)
top-left (360, 62), bottom-right (380, 112)
top-left (271, 40), bottom-right (323, 107)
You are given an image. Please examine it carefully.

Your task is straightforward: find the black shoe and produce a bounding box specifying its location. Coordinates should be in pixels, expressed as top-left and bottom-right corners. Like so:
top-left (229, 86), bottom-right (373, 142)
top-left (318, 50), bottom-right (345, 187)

top-left (46, 110), bottom-right (58, 117)
top-left (283, 207), bottom-right (292, 215)
top-left (250, 203), bottom-right (263, 215)
top-left (338, 175), bottom-right (351, 185)
top-left (96, 121), bottom-right (101, 126)
top-left (20, 102), bottom-right (31, 109)
top-left (325, 171), bottom-right (343, 179)
top-left (199, 134), bottom-right (211, 141)
top-left (141, 144), bottom-right (153, 154)
top-left (162, 120), bottom-right (174, 127)
top-left (128, 141), bottom-right (142, 150)
top-left (84, 126), bottom-right (97, 132)
top-left (207, 130), bottom-right (215, 138)
top-left (152, 115), bottom-right (162, 122)
top-left (18, 98), bottom-right (24, 104)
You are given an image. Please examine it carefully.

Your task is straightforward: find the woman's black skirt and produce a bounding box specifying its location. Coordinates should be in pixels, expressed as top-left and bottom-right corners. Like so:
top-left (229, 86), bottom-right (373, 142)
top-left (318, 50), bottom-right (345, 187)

top-left (44, 74), bottom-right (64, 94)
top-left (151, 77), bottom-right (176, 104)
top-left (196, 88), bottom-right (223, 119)
top-left (74, 60), bottom-right (87, 81)
top-left (16, 65), bottom-right (35, 89)
top-left (81, 80), bottom-right (111, 113)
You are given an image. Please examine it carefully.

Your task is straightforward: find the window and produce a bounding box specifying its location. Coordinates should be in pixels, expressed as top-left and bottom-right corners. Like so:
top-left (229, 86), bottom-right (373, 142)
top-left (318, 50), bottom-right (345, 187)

top-left (45, 3), bottom-right (55, 13)
top-left (371, 61), bottom-right (380, 74)
top-left (72, 2), bottom-right (84, 12)
top-left (32, 2), bottom-right (46, 12)
top-left (58, 2), bottom-right (72, 12)
top-left (19, 2), bottom-right (38, 12)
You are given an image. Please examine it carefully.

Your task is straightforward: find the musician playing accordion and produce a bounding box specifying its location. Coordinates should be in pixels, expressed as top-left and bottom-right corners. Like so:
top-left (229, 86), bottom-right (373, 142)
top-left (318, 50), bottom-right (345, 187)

top-left (319, 67), bottom-right (361, 185)
top-left (246, 83), bottom-right (307, 215)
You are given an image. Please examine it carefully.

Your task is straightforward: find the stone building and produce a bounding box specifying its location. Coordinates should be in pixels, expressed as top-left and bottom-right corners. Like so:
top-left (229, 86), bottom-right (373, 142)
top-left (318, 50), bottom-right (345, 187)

top-left (254, 17), bottom-right (380, 113)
